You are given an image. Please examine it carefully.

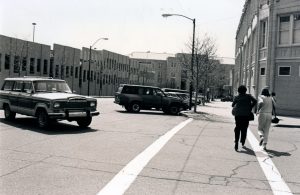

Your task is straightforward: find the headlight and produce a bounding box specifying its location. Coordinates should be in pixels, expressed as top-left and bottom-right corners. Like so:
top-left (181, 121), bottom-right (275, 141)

top-left (90, 102), bottom-right (96, 107)
top-left (53, 102), bottom-right (60, 108)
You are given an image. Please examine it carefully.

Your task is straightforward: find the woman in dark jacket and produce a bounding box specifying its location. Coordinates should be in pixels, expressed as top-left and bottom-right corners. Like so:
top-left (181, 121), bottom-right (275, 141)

top-left (232, 85), bottom-right (257, 151)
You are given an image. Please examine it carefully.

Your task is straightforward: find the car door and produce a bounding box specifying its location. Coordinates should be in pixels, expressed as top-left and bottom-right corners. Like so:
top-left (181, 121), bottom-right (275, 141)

top-left (18, 81), bottom-right (35, 115)
top-left (141, 88), bottom-right (162, 109)
top-left (10, 81), bottom-right (22, 113)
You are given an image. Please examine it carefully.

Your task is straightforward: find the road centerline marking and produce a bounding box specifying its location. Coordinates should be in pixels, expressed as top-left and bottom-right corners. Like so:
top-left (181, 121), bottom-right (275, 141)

top-left (247, 129), bottom-right (293, 195)
top-left (97, 118), bottom-right (193, 195)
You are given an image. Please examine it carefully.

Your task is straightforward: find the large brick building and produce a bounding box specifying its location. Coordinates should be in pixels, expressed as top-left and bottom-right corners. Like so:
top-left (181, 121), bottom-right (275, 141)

top-left (235, 0), bottom-right (300, 116)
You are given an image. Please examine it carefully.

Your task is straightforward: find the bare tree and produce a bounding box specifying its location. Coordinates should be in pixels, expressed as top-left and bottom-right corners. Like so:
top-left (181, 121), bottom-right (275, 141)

top-left (178, 35), bottom-right (218, 112)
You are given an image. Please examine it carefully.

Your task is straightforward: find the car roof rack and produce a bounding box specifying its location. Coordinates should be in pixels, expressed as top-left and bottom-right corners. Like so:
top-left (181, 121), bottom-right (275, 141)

top-left (23, 76), bottom-right (53, 79)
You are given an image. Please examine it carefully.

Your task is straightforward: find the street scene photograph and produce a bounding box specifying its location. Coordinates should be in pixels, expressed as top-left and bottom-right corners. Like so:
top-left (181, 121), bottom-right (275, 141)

top-left (0, 0), bottom-right (300, 194)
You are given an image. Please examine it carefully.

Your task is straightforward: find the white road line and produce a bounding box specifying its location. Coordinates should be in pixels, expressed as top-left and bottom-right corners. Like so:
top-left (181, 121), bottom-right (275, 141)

top-left (97, 118), bottom-right (193, 195)
top-left (247, 129), bottom-right (293, 195)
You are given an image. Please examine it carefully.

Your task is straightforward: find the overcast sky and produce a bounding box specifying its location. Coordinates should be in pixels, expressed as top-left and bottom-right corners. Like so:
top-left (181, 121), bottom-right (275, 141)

top-left (0, 0), bottom-right (245, 59)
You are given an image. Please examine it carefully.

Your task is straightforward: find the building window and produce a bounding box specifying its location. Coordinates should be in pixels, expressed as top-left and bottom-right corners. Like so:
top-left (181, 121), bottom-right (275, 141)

top-left (279, 66), bottom-right (291, 76)
top-left (49, 59), bottom-right (54, 77)
top-left (70, 66), bottom-right (74, 76)
top-left (83, 70), bottom-right (86, 82)
top-left (22, 57), bottom-right (27, 71)
top-left (260, 20), bottom-right (267, 48)
top-left (43, 60), bottom-right (48, 75)
top-left (75, 67), bottom-right (78, 78)
top-left (14, 55), bottom-right (20, 73)
top-left (66, 66), bottom-right (69, 78)
top-left (293, 13), bottom-right (300, 44)
top-left (30, 58), bottom-right (35, 74)
top-left (5, 54), bottom-right (10, 70)
top-left (279, 16), bottom-right (290, 45)
top-left (91, 71), bottom-right (94, 81)
top-left (37, 59), bottom-right (41, 72)
top-left (260, 67), bottom-right (266, 76)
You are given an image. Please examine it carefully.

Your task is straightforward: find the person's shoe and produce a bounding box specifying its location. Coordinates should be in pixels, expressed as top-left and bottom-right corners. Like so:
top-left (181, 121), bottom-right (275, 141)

top-left (234, 143), bottom-right (238, 152)
top-left (259, 138), bottom-right (264, 146)
top-left (241, 141), bottom-right (245, 147)
top-left (263, 144), bottom-right (267, 150)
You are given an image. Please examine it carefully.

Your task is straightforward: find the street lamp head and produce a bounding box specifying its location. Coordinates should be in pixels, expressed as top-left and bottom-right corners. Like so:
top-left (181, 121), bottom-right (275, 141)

top-left (162, 14), bottom-right (172, 18)
top-left (32, 22), bottom-right (36, 25)
top-left (103, 38), bottom-right (109, 40)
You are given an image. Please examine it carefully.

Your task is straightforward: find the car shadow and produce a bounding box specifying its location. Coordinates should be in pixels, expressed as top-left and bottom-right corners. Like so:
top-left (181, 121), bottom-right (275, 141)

top-left (274, 124), bottom-right (300, 129)
top-left (0, 118), bottom-right (98, 135)
top-left (116, 110), bottom-right (182, 116)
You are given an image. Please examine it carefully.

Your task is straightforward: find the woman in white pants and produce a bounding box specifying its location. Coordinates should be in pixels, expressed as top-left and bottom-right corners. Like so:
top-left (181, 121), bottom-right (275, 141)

top-left (257, 88), bottom-right (275, 150)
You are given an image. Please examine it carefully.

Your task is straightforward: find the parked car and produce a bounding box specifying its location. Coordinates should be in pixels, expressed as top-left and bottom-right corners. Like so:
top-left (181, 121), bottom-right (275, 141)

top-left (221, 96), bottom-right (233, 102)
top-left (114, 84), bottom-right (189, 114)
top-left (0, 77), bottom-right (99, 128)
top-left (165, 92), bottom-right (189, 109)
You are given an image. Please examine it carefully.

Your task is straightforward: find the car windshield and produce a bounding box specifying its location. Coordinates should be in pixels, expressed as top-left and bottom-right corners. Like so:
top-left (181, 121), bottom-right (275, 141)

top-left (33, 80), bottom-right (72, 93)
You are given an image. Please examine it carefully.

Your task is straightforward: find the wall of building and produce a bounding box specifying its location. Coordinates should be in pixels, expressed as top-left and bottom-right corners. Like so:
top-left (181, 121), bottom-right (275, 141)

top-left (235, 0), bottom-right (300, 116)
top-left (0, 35), bottom-right (51, 87)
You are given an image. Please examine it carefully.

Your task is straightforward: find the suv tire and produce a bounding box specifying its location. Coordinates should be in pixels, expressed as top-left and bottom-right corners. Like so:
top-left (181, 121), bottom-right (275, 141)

top-left (4, 104), bottom-right (16, 120)
top-left (77, 116), bottom-right (92, 127)
top-left (37, 109), bottom-right (49, 128)
top-left (169, 105), bottom-right (179, 115)
top-left (131, 102), bottom-right (141, 113)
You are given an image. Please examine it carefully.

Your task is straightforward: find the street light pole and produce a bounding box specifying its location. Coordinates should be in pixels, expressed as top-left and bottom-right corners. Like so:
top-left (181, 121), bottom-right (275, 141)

top-left (87, 37), bottom-right (108, 96)
top-left (162, 13), bottom-right (196, 110)
top-left (32, 23), bottom-right (36, 42)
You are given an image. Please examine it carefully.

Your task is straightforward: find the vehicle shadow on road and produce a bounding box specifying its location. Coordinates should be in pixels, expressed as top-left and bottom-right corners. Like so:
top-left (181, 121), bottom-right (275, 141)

top-left (274, 124), bottom-right (300, 129)
top-left (116, 110), bottom-right (173, 116)
top-left (0, 118), bottom-right (98, 135)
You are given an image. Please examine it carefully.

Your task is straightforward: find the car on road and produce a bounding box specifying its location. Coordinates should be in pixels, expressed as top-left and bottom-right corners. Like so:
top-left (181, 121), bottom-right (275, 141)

top-left (221, 96), bottom-right (233, 102)
top-left (114, 84), bottom-right (189, 115)
top-left (0, 77), bottom-right (99, 128)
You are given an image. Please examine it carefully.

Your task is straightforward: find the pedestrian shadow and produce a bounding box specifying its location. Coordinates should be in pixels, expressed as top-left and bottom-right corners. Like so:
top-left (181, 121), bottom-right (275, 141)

top-left (274, 124), bottom-right (300, 129)
top-left (238, 146), bottom-right (256, 156)
top-left (265, 149), bottom-right (291, 158)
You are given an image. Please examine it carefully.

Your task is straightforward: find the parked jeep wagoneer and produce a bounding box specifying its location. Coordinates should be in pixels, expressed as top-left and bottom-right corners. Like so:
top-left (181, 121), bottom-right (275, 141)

top-left (0, 77), bottom-right (99, 128)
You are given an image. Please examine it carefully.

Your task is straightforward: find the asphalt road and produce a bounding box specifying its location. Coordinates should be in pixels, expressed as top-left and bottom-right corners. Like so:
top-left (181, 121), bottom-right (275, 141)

top-left (0, 98), bottom-right (299, 195)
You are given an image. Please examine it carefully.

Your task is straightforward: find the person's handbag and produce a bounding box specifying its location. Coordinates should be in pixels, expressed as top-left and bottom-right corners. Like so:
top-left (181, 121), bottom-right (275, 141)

top-left (272, 116), bottom-right (279, 124)
top-left (231, 106), bottom-right (236, 116)
top-left (271, 99), bottom-right (279, 124)
top-left (249, 112), bottom-right (254, 121)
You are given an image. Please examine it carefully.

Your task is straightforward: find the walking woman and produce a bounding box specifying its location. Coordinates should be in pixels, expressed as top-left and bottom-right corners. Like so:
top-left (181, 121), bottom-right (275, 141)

top-left (232, 85), bottom-right (257, 151)
top-left (257, 88), bottom-right (274, 150)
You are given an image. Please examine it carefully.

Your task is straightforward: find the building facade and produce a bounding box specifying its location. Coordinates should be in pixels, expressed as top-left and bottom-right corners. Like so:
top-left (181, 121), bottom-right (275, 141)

top-left (0, 35), bottom-right (51, 87)
top-left (1, 34), bottom-right (233, 100)
top-left (235, 0), bottom-right (300, 116)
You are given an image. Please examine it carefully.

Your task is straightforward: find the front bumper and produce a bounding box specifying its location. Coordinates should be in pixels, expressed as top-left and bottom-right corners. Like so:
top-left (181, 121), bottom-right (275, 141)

top-left (48, 111), bottom-right (100, 119)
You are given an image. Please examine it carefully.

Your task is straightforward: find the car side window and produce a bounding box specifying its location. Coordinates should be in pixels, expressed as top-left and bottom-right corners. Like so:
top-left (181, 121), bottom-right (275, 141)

top-left (12, 81), bottom-right (23, 92)
top-left (23, 82), bottom-right (32, 92)
top-left (144, 88), bottom-right (153, 95)
top-left (2, 81), bottom-right (14, 91)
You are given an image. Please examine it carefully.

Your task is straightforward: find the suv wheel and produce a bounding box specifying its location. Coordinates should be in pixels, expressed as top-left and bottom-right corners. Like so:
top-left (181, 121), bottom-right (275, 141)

top-left (77, 116), bottom-right (92, 127)
top-left (131, 102), bottom-right (141, 113)
top-left (37, 110), bottom-right (49, 128)
top-left (124, 105), bottom-right (131, 112)
top-left (4, 105), bottom-right (16, 120)
top-left (169, 105), bottom-right (179, 115)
